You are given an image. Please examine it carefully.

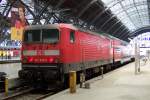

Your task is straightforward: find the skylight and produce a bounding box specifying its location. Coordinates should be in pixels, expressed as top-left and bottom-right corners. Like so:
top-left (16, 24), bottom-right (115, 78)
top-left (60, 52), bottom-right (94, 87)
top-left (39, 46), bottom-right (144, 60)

top-left (102, 0), bottom-right (149, 31)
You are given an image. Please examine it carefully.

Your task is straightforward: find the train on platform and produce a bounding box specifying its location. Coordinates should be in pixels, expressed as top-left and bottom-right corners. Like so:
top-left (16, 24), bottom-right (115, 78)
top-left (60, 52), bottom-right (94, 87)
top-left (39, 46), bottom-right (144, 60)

top-left (19, 24), bottom-right (134, 88)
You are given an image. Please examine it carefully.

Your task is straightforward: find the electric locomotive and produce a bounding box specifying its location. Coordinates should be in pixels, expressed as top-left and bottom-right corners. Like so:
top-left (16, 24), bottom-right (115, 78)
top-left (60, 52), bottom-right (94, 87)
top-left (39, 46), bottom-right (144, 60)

top-left (19, 24), bottom-right (132, 87)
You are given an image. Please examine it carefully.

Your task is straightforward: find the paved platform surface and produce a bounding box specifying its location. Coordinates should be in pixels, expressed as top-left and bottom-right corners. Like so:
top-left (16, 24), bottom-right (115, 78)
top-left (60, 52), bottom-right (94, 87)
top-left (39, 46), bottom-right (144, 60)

top-left (44, 61), bottom-right (150, 100)
top-left (0, 63), bottom-right (21, 79)
top-left (0, 63), bottom-right (21, 88)
top-left (0, 57), bottom-right (20, 61)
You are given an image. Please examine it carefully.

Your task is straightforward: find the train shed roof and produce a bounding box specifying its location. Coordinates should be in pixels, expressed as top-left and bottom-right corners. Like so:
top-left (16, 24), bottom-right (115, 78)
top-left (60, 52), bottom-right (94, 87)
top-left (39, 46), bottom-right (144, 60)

top-left (0, 0), bottom-right (150, 42)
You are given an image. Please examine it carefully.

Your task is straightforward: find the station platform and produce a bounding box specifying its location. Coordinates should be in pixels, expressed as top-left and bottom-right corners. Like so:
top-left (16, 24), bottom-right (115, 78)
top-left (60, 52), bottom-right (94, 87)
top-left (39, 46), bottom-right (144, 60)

top-left (0, 57), bottom-right (20, 64)
top-left (0, 63), bottom-right (21, 79)
top-left (0, 63), bottom-right (21, 88)
top-left (44, 61), bottom-right (150, 100)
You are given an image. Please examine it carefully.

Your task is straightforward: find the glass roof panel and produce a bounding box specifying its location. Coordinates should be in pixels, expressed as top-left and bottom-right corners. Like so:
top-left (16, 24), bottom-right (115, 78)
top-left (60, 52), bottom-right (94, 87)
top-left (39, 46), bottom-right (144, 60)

top-left (127, 7), bottom-right (136, 13)
top-left (101, 0), bottom-right (149, 31)
top-left (122, 0), bottom-right (133, 7)
top-left (110, 3), bottom-right (122, 14)
top-left (137, 5), bottom-right (147, 10)
top-left (102, 0), bottom-right (114, 4)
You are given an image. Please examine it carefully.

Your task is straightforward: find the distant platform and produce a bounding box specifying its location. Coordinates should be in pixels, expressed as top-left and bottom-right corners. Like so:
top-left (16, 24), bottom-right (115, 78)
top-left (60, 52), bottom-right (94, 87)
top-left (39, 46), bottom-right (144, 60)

top-left (0, 58), bottom-right (20, 64)
top-left (0, 63), bottom-right (21, 79)
top-left (0, 63), bottom-right (21, 88)
top-left (44, 61), bottom-right (150, 100)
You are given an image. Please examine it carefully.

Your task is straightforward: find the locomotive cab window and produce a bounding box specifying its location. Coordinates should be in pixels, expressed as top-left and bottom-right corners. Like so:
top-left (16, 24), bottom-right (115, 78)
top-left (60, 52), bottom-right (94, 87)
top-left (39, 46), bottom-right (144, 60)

top-left (42, 29), bottom-right (59, 43)
top-left (24, 30), bottom-right (41, 42)
top-left (70, 30), bottom-right (75, 43)
top-left (23, 29), bottom-right (59, 43)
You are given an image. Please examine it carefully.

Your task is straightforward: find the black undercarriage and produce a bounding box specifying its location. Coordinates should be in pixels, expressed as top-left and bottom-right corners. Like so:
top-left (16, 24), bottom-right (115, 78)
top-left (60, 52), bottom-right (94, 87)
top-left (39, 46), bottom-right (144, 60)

top-left (19, 63), bottom-right (64, 88)
top-left (19, 58), bottom-right (134, 89)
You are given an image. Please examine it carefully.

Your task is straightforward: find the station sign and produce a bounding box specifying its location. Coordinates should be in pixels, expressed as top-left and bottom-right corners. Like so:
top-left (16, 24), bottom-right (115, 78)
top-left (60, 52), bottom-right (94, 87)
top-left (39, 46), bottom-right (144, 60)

top-left (137, 36), bottom-right (150, 48)
top-left (137, 36), bottom-right (150, 41)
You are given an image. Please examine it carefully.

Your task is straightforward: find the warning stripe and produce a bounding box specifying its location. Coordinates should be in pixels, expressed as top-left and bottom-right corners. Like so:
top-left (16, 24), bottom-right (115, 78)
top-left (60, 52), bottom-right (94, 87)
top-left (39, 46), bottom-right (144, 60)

top-left (23, 50), bottom-right (59, 56)
top-left (23, 50), bottom-right (36, 56)
top-left (44, 50), bottom-right (59, 56)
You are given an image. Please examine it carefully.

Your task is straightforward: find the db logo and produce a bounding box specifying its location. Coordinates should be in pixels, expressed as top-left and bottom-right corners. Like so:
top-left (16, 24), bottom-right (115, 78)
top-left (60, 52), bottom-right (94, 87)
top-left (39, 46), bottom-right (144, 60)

top-left (37, 50), bottom-right (44, 55)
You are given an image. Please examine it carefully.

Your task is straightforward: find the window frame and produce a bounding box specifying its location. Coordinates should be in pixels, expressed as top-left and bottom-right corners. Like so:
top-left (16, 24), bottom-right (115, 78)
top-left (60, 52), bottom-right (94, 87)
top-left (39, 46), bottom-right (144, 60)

top-left (70, 30), bottom-right (75, 43)
top-left (23, 28), bottom-right (60, 43)
top-left (42, 29), bottom-right (60, 43)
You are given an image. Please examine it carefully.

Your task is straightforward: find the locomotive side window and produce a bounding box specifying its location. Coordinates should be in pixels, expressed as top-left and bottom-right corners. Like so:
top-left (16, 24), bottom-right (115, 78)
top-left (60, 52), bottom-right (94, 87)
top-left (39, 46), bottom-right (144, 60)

top-left (42, 29), bottom-right (59, 43)
top-left (70, 30), bottom-right (75, 43)
top-left (24, 30), bottom-right (41, 42)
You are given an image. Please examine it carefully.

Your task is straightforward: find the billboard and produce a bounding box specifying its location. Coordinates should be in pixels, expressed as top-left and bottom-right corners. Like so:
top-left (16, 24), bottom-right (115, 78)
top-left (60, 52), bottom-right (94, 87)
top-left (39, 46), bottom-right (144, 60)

top-left (11, 6), bottom-right (26, 41)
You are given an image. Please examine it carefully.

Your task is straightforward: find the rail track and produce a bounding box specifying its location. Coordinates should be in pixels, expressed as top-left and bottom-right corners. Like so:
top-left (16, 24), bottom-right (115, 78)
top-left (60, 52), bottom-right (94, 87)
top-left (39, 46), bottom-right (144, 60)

top-left (1, 88), bottom-right (55, 100)
top-left (0, 60), bottom-right (134, 100)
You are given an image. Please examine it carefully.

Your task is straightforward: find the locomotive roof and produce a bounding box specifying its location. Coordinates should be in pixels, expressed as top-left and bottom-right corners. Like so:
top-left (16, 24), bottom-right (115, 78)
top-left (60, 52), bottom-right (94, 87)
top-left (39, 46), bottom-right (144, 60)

top-left (25, 24), bottom-right (127, 44)
top-left (25, 24), bottom-right (60, 30)
top-left (25, 23), bottom-right (78, 30)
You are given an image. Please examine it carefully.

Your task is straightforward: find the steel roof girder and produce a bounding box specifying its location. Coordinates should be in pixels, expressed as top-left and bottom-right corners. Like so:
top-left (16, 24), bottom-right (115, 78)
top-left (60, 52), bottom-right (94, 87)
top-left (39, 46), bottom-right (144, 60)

top-left (106, 20), bottom-right (121, 33)
top-left (32, 0), bottom-right (52, 24)
top-left (32, 0), bottom-right (67, 25)
top-left (120, 29), bottom-right (131, 38)
top-left (84, 8), bottom-right (101, 23)
top-left (54, 0), bottom-right (66, 9)
top-left (98, 14), bottom-right (116, 30)
top-left (2, 1), bottom-right (10, 16)
top-left (89, 0), bottom-right (123, 25)
top-left (118, 28), bottom-right (130, 38)
top-left (112, 24), bottom-right (125, 34)
top-left (77, 0), bottom-right (97, 17)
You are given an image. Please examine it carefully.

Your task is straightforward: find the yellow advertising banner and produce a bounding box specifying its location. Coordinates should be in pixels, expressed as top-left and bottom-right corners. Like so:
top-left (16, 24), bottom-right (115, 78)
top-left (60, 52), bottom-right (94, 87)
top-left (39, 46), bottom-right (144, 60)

top-left (11, 6), bottom-right (26, 41)
top-left (11, 27), bottom-right (23, 41)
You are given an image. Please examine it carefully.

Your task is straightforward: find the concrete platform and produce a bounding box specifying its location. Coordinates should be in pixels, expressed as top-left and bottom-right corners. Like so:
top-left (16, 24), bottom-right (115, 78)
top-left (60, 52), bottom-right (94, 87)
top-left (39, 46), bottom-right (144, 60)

top-left (0, 63), bottom-right (21, 79)
top-left (0, 57), bottom-right (20, 64)
top-left (0, 57), bottom-right (20, 61)
top-left (44, 61), bottom-right (150, 100)
top-left (0, 63), bottom-right (21, 88)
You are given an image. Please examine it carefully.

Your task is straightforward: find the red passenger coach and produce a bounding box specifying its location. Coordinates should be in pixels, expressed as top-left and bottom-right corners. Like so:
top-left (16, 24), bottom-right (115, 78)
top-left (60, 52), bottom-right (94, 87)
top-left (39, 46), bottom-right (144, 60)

top-left (19, 24), bottom-right (132, 87)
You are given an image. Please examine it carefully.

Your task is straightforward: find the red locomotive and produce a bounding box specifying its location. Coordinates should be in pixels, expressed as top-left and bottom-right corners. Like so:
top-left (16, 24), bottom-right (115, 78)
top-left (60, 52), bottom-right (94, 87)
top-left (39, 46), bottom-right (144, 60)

top-left (19, 24), bottom-right (133, 87)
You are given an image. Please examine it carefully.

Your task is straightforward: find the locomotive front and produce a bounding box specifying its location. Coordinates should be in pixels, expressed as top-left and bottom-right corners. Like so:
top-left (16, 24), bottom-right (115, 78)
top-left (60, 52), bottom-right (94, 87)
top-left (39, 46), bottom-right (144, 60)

top-left (19, 25), bottom-right (62, 85)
